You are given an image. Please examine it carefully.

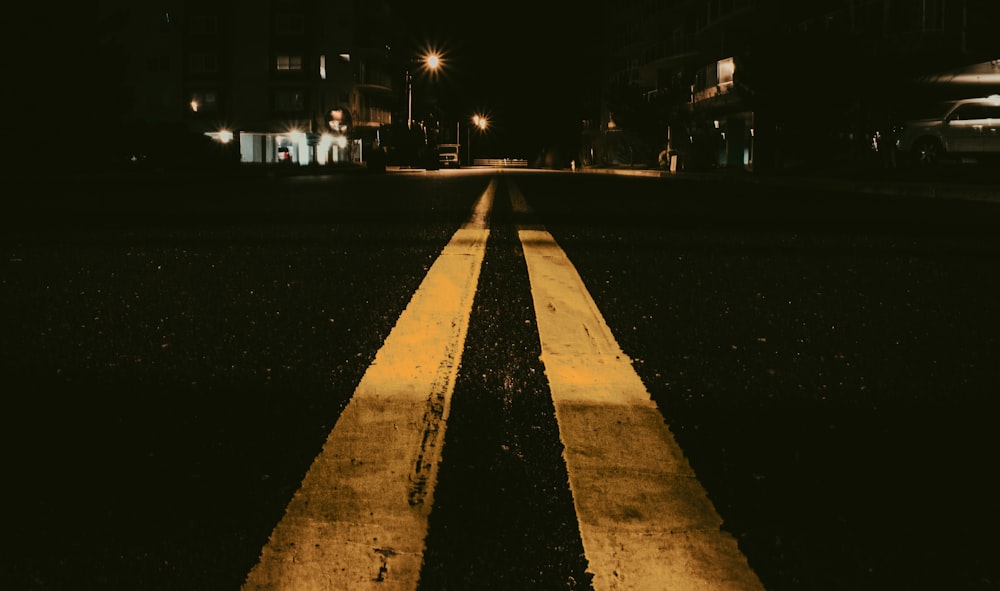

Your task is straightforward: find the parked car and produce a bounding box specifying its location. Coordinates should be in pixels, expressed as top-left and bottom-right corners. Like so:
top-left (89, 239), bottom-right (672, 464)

top-left (437, 143), bottom-right (461, 168)
top-left (894, 95), bottom-right (1000, 166)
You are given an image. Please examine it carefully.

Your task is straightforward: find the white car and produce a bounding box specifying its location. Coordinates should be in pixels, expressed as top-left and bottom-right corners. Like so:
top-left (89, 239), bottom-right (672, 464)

top-left (894, 95), bottom-right (1000, 166)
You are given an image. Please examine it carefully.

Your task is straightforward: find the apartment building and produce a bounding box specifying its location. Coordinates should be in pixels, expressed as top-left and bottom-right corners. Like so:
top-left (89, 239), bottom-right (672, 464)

top-left (98, 0), bottom-right (398, 166)
top-left (594, 0), bottom-right (1000, 171)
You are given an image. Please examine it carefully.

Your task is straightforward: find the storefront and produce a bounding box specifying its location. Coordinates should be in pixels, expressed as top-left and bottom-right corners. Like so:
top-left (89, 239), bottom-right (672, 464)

top-left (232, 129), bottom-right (355, 165)
top-left (683, 57), bottom-right (756, 171)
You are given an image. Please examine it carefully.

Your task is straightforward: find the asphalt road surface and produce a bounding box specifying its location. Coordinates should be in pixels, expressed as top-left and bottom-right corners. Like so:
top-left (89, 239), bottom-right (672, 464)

top-left (2, 169), bottom-right (998, 590)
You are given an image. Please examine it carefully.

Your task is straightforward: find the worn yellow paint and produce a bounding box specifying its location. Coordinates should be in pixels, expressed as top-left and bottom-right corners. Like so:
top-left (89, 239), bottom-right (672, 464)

top-left (510, 178), bottom-right (766, 591)
top-left (241, 180), bottom-right (494, 591)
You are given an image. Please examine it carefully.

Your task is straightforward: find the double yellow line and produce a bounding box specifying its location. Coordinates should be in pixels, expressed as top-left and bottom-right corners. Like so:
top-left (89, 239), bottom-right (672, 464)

top-left (243, 176), bottom-right (763, 591)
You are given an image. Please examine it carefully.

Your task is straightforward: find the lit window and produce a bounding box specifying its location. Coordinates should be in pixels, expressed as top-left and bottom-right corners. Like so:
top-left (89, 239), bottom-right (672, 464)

top-left (276, 55), bottom-right (303, 71)
top-left (189, 90), bottom-right (218, 112)
top-left (717, 57), bottom-right (735, 86)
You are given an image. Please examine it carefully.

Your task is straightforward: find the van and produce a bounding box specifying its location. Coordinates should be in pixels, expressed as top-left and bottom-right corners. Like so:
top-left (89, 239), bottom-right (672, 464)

top-left (437, 143), bottom-right (461, 168)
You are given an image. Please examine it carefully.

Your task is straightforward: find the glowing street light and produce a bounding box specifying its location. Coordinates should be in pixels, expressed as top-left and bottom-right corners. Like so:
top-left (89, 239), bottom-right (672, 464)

top-left (467, 113), bottom-right (488, 165)
top-left (408, 51), bottom-right (443, 129)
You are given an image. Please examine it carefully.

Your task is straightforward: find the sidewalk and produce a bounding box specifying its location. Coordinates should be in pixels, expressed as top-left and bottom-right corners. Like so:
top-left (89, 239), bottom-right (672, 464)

top-left (9, 159), bottom-right (998, 204)
top-left (572, 163), bottom-right (1000, 204)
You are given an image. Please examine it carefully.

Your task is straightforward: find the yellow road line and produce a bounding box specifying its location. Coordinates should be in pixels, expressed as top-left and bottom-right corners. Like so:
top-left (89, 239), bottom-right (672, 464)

top-left (509, 179), bottom-right (765, 591)
top-left (242, 179), bottom-right (494, 591)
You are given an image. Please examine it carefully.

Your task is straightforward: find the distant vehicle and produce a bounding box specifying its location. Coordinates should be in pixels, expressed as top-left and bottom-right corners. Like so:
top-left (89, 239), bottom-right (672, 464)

top-left (437, 143), bottom-right (461, 168)
top-left (277, 146), bottom-right (292, 162)
top-left (894, 95), bottom-right (1000, 166)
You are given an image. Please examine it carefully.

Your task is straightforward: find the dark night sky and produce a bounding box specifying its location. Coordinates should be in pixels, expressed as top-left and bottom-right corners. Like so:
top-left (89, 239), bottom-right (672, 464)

top-left (389, 2), bottom-right (601, 159)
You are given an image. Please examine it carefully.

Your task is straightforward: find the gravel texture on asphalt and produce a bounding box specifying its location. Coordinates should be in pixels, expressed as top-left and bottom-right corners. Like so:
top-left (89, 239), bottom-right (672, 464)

top-left (520, 173), bottom-right (1000, 591)
top-left (4, 170), bottom-right (999, 590)
top-left (419, 178), bottom-right (593, 590)
top-left (1, 173), bottom-right (489, 590)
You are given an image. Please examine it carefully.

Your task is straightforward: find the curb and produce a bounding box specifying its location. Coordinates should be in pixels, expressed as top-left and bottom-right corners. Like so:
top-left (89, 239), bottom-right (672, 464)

top-left (571, 166), bottom-right (1000, 204)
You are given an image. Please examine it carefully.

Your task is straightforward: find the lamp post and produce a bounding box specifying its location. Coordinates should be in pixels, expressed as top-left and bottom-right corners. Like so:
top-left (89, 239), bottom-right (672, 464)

top-left (407, 52), bottom-right (441, 130)
top-left (467, 113), bottom-right (487, 165)
top-left (406, 70), bottom-right (413, 130)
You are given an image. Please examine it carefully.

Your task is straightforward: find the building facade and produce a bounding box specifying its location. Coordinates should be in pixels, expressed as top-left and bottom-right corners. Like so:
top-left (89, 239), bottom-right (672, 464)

top-left (591, 0), bottom-right (1000, 172)
top-left (98, 0), bottom-right (399, 167)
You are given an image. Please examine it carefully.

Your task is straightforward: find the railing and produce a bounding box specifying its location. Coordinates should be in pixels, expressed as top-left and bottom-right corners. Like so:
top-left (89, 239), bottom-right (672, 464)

top-left (472, 158), bottom-right (528, 167)
top-left (692, 80), bottom-right (733, 103)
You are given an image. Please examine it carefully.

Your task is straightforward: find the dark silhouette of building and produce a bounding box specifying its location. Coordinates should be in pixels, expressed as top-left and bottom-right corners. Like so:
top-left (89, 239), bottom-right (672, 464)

top-left (95, 0), bottom-right (404, 168)
top-left (589, 0), bottom-right (1000, 172)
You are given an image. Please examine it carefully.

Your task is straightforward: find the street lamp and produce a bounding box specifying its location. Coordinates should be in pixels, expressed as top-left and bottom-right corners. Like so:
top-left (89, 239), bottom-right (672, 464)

top-left (407, 52), bottom-right (442, 130)
top-left (467, 113), bottom-right (488, 165)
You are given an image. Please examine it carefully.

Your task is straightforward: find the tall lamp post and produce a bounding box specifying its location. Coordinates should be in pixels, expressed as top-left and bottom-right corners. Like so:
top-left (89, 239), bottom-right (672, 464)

top-left (407, 52), bottom-right (441, 130)
top-left (467, 113), bottom-right (487, 165)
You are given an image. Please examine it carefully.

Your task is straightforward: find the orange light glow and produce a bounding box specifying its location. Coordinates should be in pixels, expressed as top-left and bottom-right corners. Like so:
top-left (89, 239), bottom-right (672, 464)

top-left (415, 43), bottom-right (449, 80)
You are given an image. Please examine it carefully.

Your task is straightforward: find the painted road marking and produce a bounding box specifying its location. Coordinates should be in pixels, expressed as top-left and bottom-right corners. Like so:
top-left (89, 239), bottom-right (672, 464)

top-left (509, 178), bottom-right (766, 591)
top-left (242, 180), bottom-right (495, 591)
